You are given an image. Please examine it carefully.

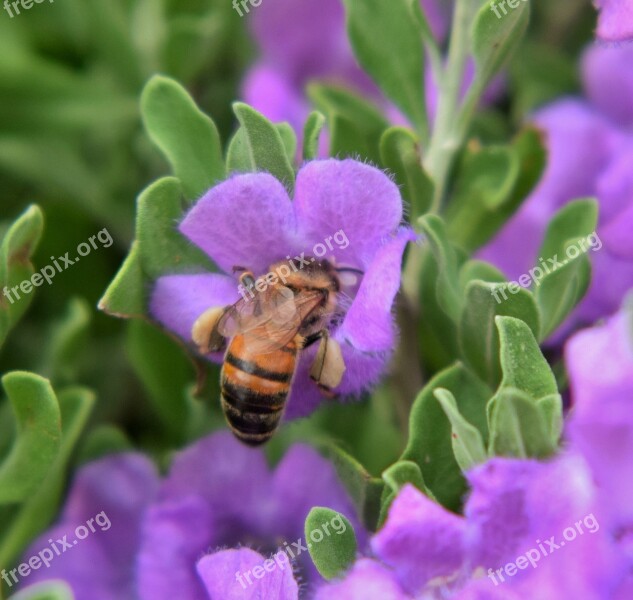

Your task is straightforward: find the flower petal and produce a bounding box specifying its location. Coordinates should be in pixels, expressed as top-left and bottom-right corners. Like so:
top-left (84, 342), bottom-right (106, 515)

top-left (338, 228), bottom-right (417, 352)
top-left (160, 431), bottom-right (273, 543)
top-left (372, 485), bottom-right (466, 594)
top-left (197, 548), bottom-right (299, 600)
top-left (583, 44), bottom-right (633, 127)
top-left (180, 173), bottom-right (296, 275)
top-left (595, 0), bottom-right (633, 42)
top-left (137, 496), bottom-right (213, 600)
top-left (23, 454), bottom-right (159, 600)
top-left (294, 160), bottom-right (404, 267)
top-left (150, 273), bottom-right (238, 357)
top-left (314, 559), bottom-right (408, 600)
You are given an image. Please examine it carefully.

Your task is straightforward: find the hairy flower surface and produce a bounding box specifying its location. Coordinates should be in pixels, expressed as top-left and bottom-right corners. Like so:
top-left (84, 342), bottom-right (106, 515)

top-left (479, 44), bottom-right (633, 335)
top-left (316, 305), bottom-right (633, 599)
top-left (150, 159), bottom-right (414, 419)
top-left (594, 0), bottom-right (633, 43)
top-left (20, 432), bottom-right (364, 600)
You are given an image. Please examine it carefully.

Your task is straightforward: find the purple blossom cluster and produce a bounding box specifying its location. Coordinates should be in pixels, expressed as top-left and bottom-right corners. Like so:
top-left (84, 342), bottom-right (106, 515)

top-left (479, 42), bottom-right (633, 335)
top-left (315, 305), bottom-right (633, 599)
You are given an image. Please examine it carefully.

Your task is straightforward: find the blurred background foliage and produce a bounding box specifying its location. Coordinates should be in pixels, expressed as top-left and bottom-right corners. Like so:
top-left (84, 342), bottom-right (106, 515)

top-left (0, 0), bottom-right (599, 577)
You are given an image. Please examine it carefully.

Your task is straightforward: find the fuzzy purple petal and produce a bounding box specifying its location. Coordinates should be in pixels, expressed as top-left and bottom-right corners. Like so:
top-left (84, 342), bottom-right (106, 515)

top-left (583, 44), bottom-right (633, 127)
top-left (22, 454), bottom-right (159, 600)
top-left (197, 548), bottom-right (299, 600)
top-left (242, 65), bottom-right (308, 131)
top-left (314, 559), bottom-right (408, 600)
top-left (150, 273), bottom-right (238, 355)
top-left (159, 432), bottom-right (273, 542)
top-left (294, 160), bottom-right (404, 267)
top-left (372, 485), bottom-right (466, 594)
top-left (136, 496), bottom-right (214, 600)
top-left (595, 0), bottom-right (633, 42)
top-left (566, 308), bottom-right (633, 529)
top-left (338, 229), bottom-right (417, 352)
top-left (179, 173), bottom-right (296, 274)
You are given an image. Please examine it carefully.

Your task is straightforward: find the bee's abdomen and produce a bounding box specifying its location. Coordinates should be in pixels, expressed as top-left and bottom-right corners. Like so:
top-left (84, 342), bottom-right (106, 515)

top-left (221, 338), bottom-right (296, 446)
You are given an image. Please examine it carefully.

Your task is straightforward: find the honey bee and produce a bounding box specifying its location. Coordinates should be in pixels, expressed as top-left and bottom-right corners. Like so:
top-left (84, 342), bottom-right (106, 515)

top-left (191, 258), bottom-right (349, 446)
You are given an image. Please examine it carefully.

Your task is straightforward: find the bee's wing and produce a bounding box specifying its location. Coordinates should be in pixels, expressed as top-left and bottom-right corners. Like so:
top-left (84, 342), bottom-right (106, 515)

top-left (242, 289), bottom-right (326, 355)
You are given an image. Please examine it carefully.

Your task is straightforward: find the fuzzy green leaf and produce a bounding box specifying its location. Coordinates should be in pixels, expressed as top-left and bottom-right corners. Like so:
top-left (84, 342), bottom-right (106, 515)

top-left (495, 316), bottom-right (558, 399)
top-left (303, 111), bottom-right (326, 161)
top-left (305, 507), bottom-right (357, 580)
top-left (0, 372), bottom-right (61, 504)
top-left (459, 281), bottom-right (540, 388)
top-left (402, 363), bottom-right (491, 510)
top-left (343, 0), bottom-right (427, 135)
top-left (434, 388), bottom-right (487, 471)
top-left (380, 127), bottom-right (433, 220)
top-left (141, 75), bottom-right (224, 200)
top-left (231, 102), bottom-right (295, 193)
top-left (98, 242), bottom-right (146, 318)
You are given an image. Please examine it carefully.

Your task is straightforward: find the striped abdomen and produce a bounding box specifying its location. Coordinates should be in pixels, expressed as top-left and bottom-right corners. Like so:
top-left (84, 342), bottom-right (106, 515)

top-left (221, 335), bottom-right (297, 445)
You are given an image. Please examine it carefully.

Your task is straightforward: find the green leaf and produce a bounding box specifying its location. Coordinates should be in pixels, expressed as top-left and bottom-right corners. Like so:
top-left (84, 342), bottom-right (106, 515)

top-left (472, 0), bottom-right (530, 89)
top-left (380, 127), bottom-right (433, 220)
top-left (402, 363), bottom-right (491, 510)
top-left (40, 298), bottom-right (91, 385)
top-left (378, 460), bottom-right (436, 527)
top-left (495, 316), bottom-right (557, 399)
top-left (303, 111), bottom-right (326, 161)
top-left (533, 199), bottom-right (598, 338)
top-left (0, 387), bottom-right (94, 567)
top-left (419, 215), bottom-right (463, 322)
top-left (7, 581), bottom-right (74, 600)
top-left (98, 242), bottom-right (146, 318)
top-left (77, 425), bottom-right (132, 465)
top-left (537, 393), bottom-right (563, 447)
top-left (0, 205), bottom-right (44, 348)
top-left (488, 387), bottom-right (556, 458)
top-left (445, 145), bottom-right (520, 251)
top-left (458, 260), bottom-right (506, 289)
top-left (136, 177), bottom-right (213, 279)
top-left (307, 84), bottom-right (388, 163)
top-left (343, 0), bottom-right (427, 135)
top-left (459, 281), bottom-right (540, 388)
top-left (126, 319), bottom-right (196, 443)
top-left (321, 444), bottom-right (383, 531)
top-left (305, 507), bottom-right (357, 580)
top-left (141, 75), bottom-right (224, 200)
top-left (276, 122), bottom-right (297, 164)
top-left (434, 388), bottom-right (487, 471)
top-left (0, 372), bottom-right (61, 504)
top-left (231, 102), bottom-right (295, 193)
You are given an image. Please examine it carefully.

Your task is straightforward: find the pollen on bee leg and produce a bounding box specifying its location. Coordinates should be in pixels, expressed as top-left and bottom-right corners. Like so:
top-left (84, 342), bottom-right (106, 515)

top-left (192, 306), bottom-right (226, 353)
top-left (310, 333), bottom-right (346, 392)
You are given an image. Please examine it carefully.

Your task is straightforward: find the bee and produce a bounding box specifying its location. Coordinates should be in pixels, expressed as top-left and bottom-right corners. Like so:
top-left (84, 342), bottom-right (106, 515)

top-left (191, 258), bottom-right (349, 446)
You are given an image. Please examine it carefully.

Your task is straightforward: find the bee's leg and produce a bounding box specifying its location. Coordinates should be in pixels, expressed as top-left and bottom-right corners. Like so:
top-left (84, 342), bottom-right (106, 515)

top-left (191, 306), bottom-right (227, 354)
top-left (308, 330), bottom-right (346, 397)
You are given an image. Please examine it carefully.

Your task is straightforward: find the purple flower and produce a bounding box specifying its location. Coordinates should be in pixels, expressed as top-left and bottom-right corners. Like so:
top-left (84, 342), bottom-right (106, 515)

top-left (566, 305), bottom-right (633, 534)
top-left (150, 159), bottom-right (414, 420)
top-left (316, 303), bottom-right (633, 598)
top-left (242, 0), bottom-right (450, 137)
top-left (20, 432), bottom-right (365, 600)
top-left (479, 44), bottom-right (633, 334)
top-left (594, 0), bottom-right (633, 43)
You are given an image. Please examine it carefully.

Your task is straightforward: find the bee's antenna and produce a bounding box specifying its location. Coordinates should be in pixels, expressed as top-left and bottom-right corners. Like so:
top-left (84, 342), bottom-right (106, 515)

top-left (335, 267), bottom-right (364, 275)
